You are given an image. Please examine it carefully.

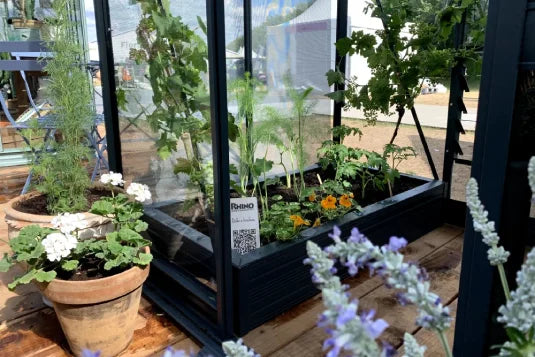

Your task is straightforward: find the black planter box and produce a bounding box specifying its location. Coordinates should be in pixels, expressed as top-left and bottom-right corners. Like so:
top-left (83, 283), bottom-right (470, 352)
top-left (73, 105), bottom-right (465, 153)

top-left (144, 173), bottom-right (445, 335)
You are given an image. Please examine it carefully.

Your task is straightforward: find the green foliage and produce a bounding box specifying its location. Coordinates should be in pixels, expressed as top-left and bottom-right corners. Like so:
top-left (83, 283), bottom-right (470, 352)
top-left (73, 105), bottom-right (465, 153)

top-left (382, 143), bottom-right (417, 196)
top-left (32, 0), bottom-right (94, 213)
top-left (331, 124), bottom-right (363, 144)
top-left (130, 0), bottom-right (209, 158)
top-left (228, 72), bottom-right (265, 194)
top-left (327, 0), bottom-right (485, 125)
top-left (260, 199), bottom-right (304, 242)
top-left (262, 79), bottom-right (315, 199)
top-left (131, 0), bottom-right (218, 216)
top-left (0, 225), bottom-right (57, 289)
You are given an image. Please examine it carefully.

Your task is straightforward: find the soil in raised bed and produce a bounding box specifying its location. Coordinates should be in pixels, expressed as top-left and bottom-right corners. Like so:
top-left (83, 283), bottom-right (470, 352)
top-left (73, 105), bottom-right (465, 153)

top-left (14, 187), bottom-right (115, 215)
top-left (167, 168), bottom-right (424, 246)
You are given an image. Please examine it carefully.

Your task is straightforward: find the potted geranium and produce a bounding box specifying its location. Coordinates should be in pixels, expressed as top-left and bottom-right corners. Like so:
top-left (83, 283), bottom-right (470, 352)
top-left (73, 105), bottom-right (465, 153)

top-left (3, 0), bottom-right (111, 238)
top-left (0, 174), bottom-right (153, 357)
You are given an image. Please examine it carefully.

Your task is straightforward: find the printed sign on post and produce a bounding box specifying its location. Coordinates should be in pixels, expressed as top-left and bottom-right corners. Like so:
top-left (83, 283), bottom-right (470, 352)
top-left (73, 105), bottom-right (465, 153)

top-left (230, 197), bottom-right (260, 255)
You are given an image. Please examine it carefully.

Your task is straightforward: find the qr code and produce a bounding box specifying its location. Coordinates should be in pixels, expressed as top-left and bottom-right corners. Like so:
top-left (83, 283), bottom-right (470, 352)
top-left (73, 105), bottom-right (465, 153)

top-left (232, 229), bottom-right (257, 255)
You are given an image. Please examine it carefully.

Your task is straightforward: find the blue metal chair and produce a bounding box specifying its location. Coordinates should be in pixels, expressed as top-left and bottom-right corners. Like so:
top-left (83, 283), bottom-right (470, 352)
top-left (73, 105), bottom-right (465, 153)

top-left (0, 64), bottom-right (109, 193)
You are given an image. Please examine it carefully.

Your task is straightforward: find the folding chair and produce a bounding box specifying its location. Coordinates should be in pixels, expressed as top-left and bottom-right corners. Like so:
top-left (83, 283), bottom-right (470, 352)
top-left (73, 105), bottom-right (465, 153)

top-left (0, 61), bottom-right (109, 193)
top-left (0, 92), bottom-right (58, 193)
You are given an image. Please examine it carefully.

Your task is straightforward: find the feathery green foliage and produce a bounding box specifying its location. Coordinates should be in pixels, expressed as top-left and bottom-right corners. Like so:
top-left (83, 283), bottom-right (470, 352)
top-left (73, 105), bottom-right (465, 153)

top-left (34, 0), bottom-right (94, 213)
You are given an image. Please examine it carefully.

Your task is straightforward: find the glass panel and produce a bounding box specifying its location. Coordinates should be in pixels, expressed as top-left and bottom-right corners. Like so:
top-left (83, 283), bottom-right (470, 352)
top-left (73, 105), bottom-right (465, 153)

top-left (341, 0), bottom-right (487, 202)
top-left (0, 0), bottom-right (92, 168)
top-left (249, 0), bottom-right (335, 173)
top-left (109, 0), bottom-right (220, 293)
top-left (225, 0), bottom-right (337, 246)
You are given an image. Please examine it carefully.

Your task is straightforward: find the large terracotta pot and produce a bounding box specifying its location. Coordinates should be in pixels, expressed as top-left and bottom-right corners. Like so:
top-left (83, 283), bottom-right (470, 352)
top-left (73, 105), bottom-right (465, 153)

top-left (37, 251), bottom-right (150, 357)
top-left (4, 192), bottom-right (114, 240)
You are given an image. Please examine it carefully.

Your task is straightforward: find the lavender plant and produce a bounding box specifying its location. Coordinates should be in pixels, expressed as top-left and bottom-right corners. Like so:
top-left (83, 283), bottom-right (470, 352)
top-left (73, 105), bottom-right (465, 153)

top-left (304, 227), bottom-right (451, 357)
top-left (466, 156), bottom-right (535, 356)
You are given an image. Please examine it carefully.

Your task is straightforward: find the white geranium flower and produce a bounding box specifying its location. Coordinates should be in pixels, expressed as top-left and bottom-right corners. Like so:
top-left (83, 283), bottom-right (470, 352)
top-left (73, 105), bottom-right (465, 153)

top-left (100, 171), bottom-right (124, 186)
top-left (51, 213), bottom-right (86, 234)
top-left (42, 232), bottom-right (78, 262)
top-left (126, 183), bottom-right (152, 202)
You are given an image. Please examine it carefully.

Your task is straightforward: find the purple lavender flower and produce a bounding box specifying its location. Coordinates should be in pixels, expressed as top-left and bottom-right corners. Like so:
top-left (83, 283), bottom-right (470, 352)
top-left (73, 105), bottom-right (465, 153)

top-left (386, 236), bottom-right (407, 252)
top-left (336, 303), bottom-right (357, 327)
top-left (328, 226), bottom-right (342, 242)
top-left (381, 342), bottom-right (396, 357)
top-left (323, 337), bottom-right (342, 357)
top-left (318, 313), bottom-right (329, 328)
top-left (417, 267), bottom-right (429, 282)
top-left (396, 292), bottom-right (410, 306)
top-left (162, 347), bottom-right (189, 357)
top-left (359, 309), bottom-right (389, 339)
top-left (349, 227), bottom-right (367, 243)
top-left (82, 351), bottom-right (101, 357)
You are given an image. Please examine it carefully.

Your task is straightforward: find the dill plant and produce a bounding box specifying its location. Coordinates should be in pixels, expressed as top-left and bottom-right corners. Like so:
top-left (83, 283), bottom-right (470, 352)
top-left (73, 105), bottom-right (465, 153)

top-left (33, 0), bottom-right (94, 213)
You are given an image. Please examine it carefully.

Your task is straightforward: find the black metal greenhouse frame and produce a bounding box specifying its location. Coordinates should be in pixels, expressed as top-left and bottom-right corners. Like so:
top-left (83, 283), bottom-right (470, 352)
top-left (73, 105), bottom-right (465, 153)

top-left (92, 1), bottom-right (354, 353)
top-left (91, 0), bottom-right (535, 355)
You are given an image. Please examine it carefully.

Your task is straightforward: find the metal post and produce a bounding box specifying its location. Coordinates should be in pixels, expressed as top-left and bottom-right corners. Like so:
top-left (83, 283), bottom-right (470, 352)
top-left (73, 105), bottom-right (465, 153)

top-left (206, 0), bottom-right (234, 340)
top-left (442, 6), bottom-right (468, 197)
top-left (411, 107), bottom-right (439, 180)
top-left (332, 0), bottom-right (348, 142)
top-left (453, 0), bottom-right (528, 355)
top-left (243, 0), bottom-right (253, 182)
top-left (93, 0), bottom-right (123, 173)
top-left (243, 0), bottom-right (253, 76)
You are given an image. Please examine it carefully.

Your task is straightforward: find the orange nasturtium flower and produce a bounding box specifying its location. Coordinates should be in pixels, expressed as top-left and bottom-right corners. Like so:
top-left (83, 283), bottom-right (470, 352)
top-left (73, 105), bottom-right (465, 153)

top-left (290, 215), bottom-right (310, 230)
top-left (313, 218), bottom-right (321, 227)
top-left (321, 195), bottom-right (337, 210)
top-left (308, 193), bottom-right (316, 202)
top-left (339, 194), bottom-right (352, 208)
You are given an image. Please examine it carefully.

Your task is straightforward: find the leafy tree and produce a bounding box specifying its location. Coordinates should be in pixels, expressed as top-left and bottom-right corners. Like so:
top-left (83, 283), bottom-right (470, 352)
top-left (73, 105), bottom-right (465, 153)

top-left (326, 0), bottom-right (485, 132)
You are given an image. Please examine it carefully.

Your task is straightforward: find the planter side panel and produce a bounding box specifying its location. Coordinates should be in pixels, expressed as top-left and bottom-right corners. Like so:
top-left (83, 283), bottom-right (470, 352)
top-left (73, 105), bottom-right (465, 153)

top-left (234, 182), bottom-right (445, 335)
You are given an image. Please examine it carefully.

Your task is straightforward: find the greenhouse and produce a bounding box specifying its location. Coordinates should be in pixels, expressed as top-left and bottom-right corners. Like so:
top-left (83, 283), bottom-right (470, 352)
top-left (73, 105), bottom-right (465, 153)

top-left (0, 0), bottom-right (533, 356)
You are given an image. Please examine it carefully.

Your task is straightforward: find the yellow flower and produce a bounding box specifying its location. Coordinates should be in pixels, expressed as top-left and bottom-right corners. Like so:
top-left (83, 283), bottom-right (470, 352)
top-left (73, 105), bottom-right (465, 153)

top-left (308, 193), bottom-right (316, 202)
top-left (339, 194), bottom-right (352, 208)
top-left (313, 218), bottom-right (321, 227)
top-left (321, 195), bottom-right (337, 210)
top-left (349, 192), bottom-right (354, 198)
top-left (290, 215), bottom-right (310, 230)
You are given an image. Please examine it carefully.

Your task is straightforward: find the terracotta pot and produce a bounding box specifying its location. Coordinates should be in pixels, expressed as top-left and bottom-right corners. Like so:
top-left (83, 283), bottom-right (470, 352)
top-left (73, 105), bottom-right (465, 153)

top-left (4, 192), bottom-right (114, 240)
top-left (37, 250), bottom-right (150, 357)
top-left (11, 18), bottom-right (43, 29)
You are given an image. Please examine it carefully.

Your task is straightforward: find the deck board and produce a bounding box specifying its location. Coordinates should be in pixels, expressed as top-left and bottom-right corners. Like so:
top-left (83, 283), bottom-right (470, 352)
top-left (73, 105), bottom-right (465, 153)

top-left (0, 195), bottom-right (463, 356)
top-left (264, 226), bottom-right (463, 357)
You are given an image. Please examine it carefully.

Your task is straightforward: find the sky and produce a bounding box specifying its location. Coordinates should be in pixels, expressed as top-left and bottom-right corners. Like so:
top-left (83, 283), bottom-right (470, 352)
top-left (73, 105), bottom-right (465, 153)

top-left (84, 0), bottom-right (311, 44)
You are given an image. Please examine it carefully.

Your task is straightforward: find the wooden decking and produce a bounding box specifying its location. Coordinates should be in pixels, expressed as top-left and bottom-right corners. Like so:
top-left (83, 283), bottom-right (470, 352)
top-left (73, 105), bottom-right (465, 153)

top-left (0, 200), bottom-right (463, 356)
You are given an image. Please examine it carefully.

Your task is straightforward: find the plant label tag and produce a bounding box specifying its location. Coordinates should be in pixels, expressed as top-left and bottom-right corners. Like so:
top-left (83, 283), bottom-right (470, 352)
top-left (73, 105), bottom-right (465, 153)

top-left (230, 197), bottom-right (260, 255)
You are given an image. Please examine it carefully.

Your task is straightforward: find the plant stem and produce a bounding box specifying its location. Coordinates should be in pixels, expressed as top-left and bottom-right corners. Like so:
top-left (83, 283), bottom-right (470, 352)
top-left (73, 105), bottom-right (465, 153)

top-left (497, 262), bottom-right (512, 301)
top-left (437, 330), bottom-right (453, 357)
top-left (387, 179), bottom-right (393, 197)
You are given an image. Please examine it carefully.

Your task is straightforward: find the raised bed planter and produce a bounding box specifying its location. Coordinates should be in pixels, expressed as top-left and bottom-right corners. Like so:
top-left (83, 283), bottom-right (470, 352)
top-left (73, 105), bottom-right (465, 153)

top-left (143, 173), bottom-right (445, 335)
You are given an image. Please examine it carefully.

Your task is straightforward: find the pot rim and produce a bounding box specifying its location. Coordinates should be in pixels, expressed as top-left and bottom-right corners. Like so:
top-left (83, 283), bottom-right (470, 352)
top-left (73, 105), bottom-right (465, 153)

top-left (4, 186), bottom-right (120, 223)
top-left (38, 247), bottom-right (151, 305)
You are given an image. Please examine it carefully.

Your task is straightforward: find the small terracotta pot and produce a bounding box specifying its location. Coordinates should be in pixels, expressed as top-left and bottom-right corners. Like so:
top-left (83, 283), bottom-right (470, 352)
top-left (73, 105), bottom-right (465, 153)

top-left (4, 192), bottom-right (114, 240)
top-left (11, 18), bottom-right (43, 29)
top-left (37, 250), bottom-right (150, 357)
